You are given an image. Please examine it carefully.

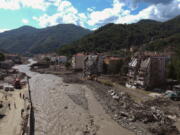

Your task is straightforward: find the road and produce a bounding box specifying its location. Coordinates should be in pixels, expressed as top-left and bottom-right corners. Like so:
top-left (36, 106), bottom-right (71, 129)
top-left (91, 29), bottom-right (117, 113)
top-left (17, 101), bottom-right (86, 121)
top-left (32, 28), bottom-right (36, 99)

top-left (0, 86), bottom-right (28, 135)
top-left (14, 59), bottom-right (134, 135)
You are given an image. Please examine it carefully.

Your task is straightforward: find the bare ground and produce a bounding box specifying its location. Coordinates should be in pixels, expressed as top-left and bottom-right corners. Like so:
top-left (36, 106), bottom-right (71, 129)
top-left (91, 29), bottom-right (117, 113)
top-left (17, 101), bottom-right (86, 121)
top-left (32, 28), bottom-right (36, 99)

top-left (0, 86), bottom-right (29, 135)
top-left (27, 63), bottom-right (180, 135)
top-left (60, 73), bottom-right (180, 135)
top-left (14, 61), bottom-right (135, 135)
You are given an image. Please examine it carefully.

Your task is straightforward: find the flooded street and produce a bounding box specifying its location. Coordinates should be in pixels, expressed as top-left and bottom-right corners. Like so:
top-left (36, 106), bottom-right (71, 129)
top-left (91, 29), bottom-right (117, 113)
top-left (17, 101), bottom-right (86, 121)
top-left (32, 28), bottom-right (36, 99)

top-left (14, 60), bottom-right (134, 135)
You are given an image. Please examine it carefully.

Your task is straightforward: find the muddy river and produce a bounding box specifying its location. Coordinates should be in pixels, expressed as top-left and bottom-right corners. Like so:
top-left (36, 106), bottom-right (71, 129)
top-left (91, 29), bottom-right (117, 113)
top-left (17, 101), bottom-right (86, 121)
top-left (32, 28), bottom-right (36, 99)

top-left (14, 59), bottom-right (134, 135)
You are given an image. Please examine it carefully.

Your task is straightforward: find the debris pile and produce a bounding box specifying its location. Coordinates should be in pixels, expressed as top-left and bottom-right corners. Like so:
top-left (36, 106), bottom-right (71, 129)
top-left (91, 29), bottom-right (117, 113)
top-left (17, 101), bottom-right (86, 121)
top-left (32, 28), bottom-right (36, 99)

top-left (21, 114), bottom-right (29, 135)
top-left (63, 74), bottom-right (84, 84)
top-left (107, 89), bottom-right (179, 135)
top-left (0, 101), bottom-right (3, 108)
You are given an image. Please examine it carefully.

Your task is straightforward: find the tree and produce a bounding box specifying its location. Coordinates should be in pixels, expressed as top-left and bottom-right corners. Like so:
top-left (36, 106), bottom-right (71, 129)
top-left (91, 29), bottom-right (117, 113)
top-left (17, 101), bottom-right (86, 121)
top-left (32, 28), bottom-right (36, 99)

top-left (65, 61), bottom-right (71, 69)
top-left (43, 57), bottom-right (50, 63)
top-left (168, 60), bottom-right (176, 79)
top-left (168, 47), bottom-right (180, 81)
top-left (0, 53), bottom-right (5, 61)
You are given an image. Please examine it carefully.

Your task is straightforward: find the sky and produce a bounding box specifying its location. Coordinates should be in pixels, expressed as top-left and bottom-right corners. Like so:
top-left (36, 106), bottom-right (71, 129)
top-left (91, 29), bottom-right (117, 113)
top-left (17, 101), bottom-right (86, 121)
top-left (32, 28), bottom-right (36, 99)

top-left (0, 0), bottom-right (180, 32)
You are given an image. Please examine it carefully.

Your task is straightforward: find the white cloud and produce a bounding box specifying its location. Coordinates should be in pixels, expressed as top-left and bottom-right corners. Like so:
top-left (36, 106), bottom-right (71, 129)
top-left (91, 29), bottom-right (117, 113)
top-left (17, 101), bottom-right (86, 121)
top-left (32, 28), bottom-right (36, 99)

top-left (0, 0), bottom-right (20, 10)
top-left (0, 29), bottom-right (9, 33)
top-left (92, 27), bottom-right (98, 31)
top-left (34, 0), bottom-right (130, 28)
top-left (87, 7), bottom-right (96, 12)
top-left (115, 5), bottom-right (155, 24)
top-left (33, 14), bottom-right (59, 27)
top-left (0, 0), bottom-right (51, 10)
top-left (87, 0), bottom-right (180, 26)
top-left (20, 0), bottom-right (50, 11)
top-left (33, 0), bottom-right (180, 29)
top-left (87, 0), bottom-right (129, 26)
top-left (120, 0), bottom-right (174, 9)
top-left (33, 0), bottom-right (88, 28)
top-left (116, 0), bottom-right (180, 24)
top-left (22, 19), bottom-right (29, 24)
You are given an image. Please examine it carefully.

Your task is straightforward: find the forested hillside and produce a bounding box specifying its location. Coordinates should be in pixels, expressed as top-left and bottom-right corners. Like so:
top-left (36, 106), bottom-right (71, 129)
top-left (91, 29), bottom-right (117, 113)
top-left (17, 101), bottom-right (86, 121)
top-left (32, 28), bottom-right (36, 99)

top-left (58, 15), bottom-right (180, 56)
top-left (0, 24), bottom-right (91, 55)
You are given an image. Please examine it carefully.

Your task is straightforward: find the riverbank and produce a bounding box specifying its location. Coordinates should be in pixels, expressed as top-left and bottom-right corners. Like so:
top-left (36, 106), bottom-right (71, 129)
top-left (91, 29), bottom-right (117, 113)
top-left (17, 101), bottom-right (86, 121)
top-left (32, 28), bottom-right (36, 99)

top-left (14, 60), bottom-right (136, 135)
top-left (31, 66), bottom-right (180, 135)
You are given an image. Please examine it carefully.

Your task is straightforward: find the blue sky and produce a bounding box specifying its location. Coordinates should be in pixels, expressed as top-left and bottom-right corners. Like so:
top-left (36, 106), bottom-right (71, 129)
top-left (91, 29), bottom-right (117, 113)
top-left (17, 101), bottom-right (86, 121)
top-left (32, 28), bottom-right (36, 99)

top-left (0, 0), bottom-right (180, 32)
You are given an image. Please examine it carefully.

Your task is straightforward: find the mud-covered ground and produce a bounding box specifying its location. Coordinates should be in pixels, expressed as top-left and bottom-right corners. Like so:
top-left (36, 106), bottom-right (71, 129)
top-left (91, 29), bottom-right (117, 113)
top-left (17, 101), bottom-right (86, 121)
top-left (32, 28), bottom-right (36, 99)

top-left (61, 71), bottom-right (180, 135)
top-left (87, 81), bottom-right (180, 135)
top-left (14, 60), bottom-right (134, 135)
top-left (31, 63), bottom-right (180, 135)
top-left (25, 61), bottom-right (180, 135)
top-left (0, 85), bottom-right (29, 135)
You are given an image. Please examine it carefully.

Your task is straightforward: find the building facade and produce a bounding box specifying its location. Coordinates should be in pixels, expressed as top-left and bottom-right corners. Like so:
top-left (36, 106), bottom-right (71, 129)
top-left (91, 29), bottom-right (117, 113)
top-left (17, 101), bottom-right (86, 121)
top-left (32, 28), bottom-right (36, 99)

top-left (126, 55), bottom-right (166, 89)
top-left (83, 55), bottom-right (104, 77)
top-left (72, 53), bottom-right (86, 71)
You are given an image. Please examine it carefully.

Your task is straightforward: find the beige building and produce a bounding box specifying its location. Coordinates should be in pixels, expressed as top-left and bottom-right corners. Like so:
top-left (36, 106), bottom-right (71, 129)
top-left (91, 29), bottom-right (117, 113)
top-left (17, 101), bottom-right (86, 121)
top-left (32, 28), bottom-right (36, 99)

top-left (72, 53), bottom-right (86, 71)
top-left (126, 55), bottom-right (167, 89)
top-left (83, 55), bottom-right (104, 76)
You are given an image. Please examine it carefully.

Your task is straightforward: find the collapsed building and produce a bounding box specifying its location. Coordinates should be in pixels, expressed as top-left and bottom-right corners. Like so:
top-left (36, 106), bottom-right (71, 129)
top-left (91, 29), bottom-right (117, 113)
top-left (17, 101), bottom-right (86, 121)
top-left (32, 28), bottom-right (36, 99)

top-left (50, 56), bottom-right (67, 64)
top-left (83, 55), bottom-right (104, 77)
top-left (126, 55), bottom-right (167, 89)
top-left (104, 56), bottom-right (124, 74)
top-left (72, 53), bottom-right (86, 71)
top-left (5, 54), bottom-right (22, 64)
top-left (72, 52), bottom-right (125, 77)
top-left (0, 60), bottom-right (14, 69)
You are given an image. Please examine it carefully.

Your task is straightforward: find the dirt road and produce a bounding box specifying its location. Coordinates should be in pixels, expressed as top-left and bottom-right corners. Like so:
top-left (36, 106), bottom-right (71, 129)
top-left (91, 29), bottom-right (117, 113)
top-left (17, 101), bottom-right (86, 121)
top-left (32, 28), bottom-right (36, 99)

top-left (0, 86), bottom-right (28, 135)
top-left (14, 60), bottom-right (134, 135)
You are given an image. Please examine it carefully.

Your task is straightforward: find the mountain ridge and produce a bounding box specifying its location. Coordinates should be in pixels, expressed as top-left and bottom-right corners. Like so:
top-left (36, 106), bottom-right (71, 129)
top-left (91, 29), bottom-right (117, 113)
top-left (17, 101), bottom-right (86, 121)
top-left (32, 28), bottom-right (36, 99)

top-left (0, 24), bottom-right (91, 55)
top-left (58, 15), bottom-right (180, 56)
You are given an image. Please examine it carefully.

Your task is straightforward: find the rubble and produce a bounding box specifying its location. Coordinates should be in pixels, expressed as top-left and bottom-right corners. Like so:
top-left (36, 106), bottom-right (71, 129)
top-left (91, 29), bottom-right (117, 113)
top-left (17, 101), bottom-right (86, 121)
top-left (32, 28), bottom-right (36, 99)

top-left (126, 54), bottom-right (167, 90)
top-left (0, 85), bottom-right (3, 89)
top-left (30, 62), bottom-right (49, 69)
top-left (99, 87), bottom-right (180, 135)
top-left (0, 101), bottom-right (3, 108)
top-left (63, 74), bottom-right (84, 84)
top-left (4, 85), bottom-right (14, 91)
top-left (27, 56), bottom-right (180, 135)
top-left (148, 124), bottom-right (179, 135)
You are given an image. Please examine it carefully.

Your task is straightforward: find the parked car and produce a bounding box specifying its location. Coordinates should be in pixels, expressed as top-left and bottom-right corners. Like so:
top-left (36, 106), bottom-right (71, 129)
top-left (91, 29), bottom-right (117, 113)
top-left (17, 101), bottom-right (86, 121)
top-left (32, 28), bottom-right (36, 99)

top-left (4, 85), bottom-right (14, 91)
top-left (164, 90), bottom-right (180, 101)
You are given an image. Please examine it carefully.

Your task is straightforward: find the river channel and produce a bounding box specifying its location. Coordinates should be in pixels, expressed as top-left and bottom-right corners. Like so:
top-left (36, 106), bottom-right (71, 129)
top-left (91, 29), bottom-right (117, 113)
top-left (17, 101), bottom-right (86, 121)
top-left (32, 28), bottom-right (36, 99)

top-left (14, 59), bottom-right (134, 135)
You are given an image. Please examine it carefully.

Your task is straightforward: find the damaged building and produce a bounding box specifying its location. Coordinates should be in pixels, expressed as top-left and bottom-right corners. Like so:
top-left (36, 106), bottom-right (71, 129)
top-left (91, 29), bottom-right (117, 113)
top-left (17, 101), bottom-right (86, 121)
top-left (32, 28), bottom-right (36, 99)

top-left (72, 53), bottom-right (86, 71)
top-left (126, 55), bottom-right (166, 89)
top-left (104, 56), bottom-right (124, 74)
top-left (0, 60), bottom-right (14, 69)
top-left (83, 55), bottom-right (104, 77)
top-left (50, 56), bottom-right (67, 64)
top-left (5, 54), bottom-right (22, 64)
top-left (79, 53), bottom-right (125, 78)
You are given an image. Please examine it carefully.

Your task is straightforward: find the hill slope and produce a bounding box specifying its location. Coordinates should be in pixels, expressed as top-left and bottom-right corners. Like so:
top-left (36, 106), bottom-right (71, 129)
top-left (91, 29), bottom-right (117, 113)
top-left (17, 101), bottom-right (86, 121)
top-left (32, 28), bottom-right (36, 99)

top-left (58, 15), bottom-right (180, 55)
top-left (0, 24), bottom-right (91, 54)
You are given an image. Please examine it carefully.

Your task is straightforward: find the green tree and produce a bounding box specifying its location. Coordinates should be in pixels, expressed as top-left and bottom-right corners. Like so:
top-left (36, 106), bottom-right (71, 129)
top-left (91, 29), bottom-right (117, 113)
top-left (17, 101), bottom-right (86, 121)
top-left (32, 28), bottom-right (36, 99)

top-left (168, 47), bottom-right (180, 81)
top-left (65, 61), bottom-right (71, 69)
top-left (0, 53), bottom-right (5, 61)
top-left (43, 57), bottom-right (50, 63)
